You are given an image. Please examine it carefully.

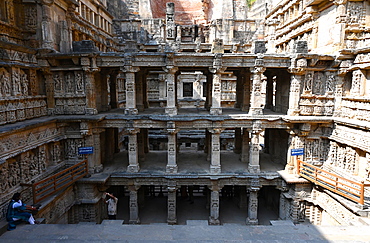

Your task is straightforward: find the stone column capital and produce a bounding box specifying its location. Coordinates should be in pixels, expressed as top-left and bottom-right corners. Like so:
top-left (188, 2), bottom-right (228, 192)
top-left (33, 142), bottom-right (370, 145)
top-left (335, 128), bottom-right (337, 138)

top-left (126, 128), bottom-right (140, 135)
top-left (288, 67), bottom-right (305, 75)
top-left (208, 128), bottom-right (223, 134)
top-left (122, 66), bottom-right (140, 73)
top-left (209, 66), bottom-right (227, 74)
top-left (167, 128), bottom-right (179, 134)
top-left (250, 66), bottom-right (266, 74)
top-left (163, 66), bottom-right (178, 74)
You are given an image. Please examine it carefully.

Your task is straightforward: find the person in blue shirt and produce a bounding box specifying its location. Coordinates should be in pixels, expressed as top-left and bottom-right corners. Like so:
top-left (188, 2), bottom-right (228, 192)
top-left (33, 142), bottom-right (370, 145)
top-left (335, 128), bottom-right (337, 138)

top-left (6, 192), bottom-right (37, 230)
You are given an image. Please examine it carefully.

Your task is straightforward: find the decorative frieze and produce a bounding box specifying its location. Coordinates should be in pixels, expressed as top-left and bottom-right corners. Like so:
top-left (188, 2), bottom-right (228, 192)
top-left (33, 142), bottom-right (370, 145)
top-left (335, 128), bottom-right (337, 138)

top-left (314, 188), bottom-right (361, 226)
top-left (340, 98), bottom-right (370, 122)
top-left (330, 124), bottom-right (370, 153)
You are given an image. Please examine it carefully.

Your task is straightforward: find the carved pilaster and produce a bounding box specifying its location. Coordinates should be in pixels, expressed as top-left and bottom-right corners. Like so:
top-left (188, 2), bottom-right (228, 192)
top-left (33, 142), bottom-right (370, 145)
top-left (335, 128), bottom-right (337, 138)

top-left (167, 182), bottom-right (177, 224)
top-left (84, 69), bottom-right (99, 115)
top-left (166, 122), bottom-right (178, 173)
top-left (287, 66), bottom-right (305, 116)
top-left (209, 62), bottom-right (226, 115)
top-left (246, 179), bottom-right (260, 225)
top-left (249, 66), bottom-right (266, 115)
top-left (249, 121), bottom-right (262, 173)
top-left (164, 66), bottom-right (178, 116)
top-left (208, 183), bottom-right (222, 225)
top-left (85, 127), bottom-right (104, 174)
top-left (166, 3), bottom-right (175, 41)
top-left (128, 185), bottom-right (141, 224)
top-left (124, 66), bottom-right (140, 115)
top-left (209, 128), bottom-right (223, 174)
top-left (127, 128), bottom-right (140, 173)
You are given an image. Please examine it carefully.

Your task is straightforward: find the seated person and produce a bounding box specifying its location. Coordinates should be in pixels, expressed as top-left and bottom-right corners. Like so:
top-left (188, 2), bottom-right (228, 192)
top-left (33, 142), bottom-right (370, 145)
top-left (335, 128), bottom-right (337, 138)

top-left (6, 192), bottom-right (37, 231)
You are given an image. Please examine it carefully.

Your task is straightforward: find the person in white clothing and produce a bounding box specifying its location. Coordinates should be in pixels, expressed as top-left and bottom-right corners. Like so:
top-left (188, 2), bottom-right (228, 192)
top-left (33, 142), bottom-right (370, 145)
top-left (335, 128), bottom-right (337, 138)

top-left (104, 192), bottom-right (118, 220)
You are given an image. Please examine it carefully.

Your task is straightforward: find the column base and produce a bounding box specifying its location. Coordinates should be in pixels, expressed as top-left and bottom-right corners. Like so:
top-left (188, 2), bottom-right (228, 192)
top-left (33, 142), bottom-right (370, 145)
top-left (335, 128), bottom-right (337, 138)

top-left (248, 107), bottom-right (263, 115)
top-left (248, 164), bottom-right (260, 173)
top-left (210, 165), bottom-right (221, 174)
top-left (166, 165), bottom-right (178, 174)
top-left (209, 217), bottom-right (220, 225)
top-left (129, 218), bottom-right (140, 224)
top-left (165, 107), bottom-right (177, 116)
top-left (127, 165), bottom-right (140, 173)
top-left (210, 108), bottom-right (222, 115)
top-left (86, 108), bottom-right (98, 115)
top-left (246, 217), bottom-right (258, 225)
top-left (125, 108), bottom-right (138, 115)
top-left (167, 218), bottom-right (177, 225)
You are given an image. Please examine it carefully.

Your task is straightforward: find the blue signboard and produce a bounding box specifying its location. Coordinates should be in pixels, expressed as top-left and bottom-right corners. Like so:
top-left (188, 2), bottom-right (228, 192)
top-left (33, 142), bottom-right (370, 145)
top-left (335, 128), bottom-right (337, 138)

top-left (291, 148), bottom-right (304, 156)
top-left (78, 146), bottom-right (94, 154)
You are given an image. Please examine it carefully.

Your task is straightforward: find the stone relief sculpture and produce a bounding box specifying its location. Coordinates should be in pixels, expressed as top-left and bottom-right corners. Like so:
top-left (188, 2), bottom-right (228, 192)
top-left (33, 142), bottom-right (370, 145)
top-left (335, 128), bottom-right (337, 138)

top-left (0, 68), bottom-right (11, 96)
top-left (75, 72), bottom-right (84, 93)
top-left (65, 72), bottom-right (74, 93)
top-left (351, 70), bottom-right (362, 96)
top-left (21, 72), bottom-right (29, 96)
top-left (54, 73), bottom-right (63, 92)
top-left (304, 72), bottom-right (313, 93)
top-left (12, 68), bottom-right (22, 96)
top-left (347, 2), bottom-right (363, 24)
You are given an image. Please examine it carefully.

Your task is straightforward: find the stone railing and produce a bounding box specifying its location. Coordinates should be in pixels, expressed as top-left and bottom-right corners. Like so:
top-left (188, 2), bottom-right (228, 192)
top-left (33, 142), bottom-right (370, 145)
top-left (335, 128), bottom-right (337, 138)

top-left (0, 96), bottom-right (47, 125)
top-left (299, 96), bottom-right (334, 116)
top-left (339, 97), bottom-right (370, 122)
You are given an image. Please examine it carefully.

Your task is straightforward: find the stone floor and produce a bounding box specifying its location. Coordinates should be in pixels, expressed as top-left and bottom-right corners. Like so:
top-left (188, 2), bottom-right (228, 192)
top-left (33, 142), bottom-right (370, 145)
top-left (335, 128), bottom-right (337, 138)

top-left (102, 150), bottom-right (285, 175)
top-left (2, 220), bottom-right (370, 242)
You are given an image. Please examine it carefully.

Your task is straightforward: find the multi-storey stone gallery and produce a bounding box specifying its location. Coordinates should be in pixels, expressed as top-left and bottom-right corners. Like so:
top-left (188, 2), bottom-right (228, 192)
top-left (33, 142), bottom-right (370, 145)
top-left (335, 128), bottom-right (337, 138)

top-left (0, 0), bottom-right (370, 228)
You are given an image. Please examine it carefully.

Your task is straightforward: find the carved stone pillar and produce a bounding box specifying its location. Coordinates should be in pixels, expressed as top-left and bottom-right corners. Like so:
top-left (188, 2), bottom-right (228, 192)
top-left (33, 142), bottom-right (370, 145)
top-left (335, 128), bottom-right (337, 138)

top-left (83, 125), bottom-right (104, 174)
top-left (164, 66), bottom-right (178, 115)
top-left (246, 183), bottom-right (260, 225)
top-left (166, 2), bottom-right (176, 41)
top-left (209, 63), bottom-right (225, 115)
top-left (249, 122), bottom-right (262, 173)
top-left (166, 122), bottom-right (178, 173)
top-left (333, 70), bottom-right (345, 116)
top-left (208, 184), bottom-right (221, 225)
top-left (124, 67), bottom-right (140, 115)
top-left (287, 66), bottom-right (305, 116)
top-left (241, 128), bottom-right (250, 163)
top-left (249, 66), bottom-right (266, 115)
top-left (40, 0), bottom-right (54, 50)
top-left (167, 183), bottom-right (177, 224)
top-left (128, 185), bottom-right (141, 224)
top-left (44, 70), bottom-right (55, 115)
top-left (209, 128), bottom-right (222, 174)
top-left (127, 128), bottom-right (140, 173)
top-left (84, 66), bottom-right (99, 115)
top-left (285, 129), bottom-right (305, 174)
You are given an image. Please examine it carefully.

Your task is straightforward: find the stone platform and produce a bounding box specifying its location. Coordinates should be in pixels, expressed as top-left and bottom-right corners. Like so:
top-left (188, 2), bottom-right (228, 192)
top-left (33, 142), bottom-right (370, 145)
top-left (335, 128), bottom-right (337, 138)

top-left (1, 220), bottom-right (370, 242)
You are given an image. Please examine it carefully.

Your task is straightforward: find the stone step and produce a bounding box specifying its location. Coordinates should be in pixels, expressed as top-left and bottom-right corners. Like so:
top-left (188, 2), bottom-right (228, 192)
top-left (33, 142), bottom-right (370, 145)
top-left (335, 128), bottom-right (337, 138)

top-left (2, 223), bottom-right (370, 242)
